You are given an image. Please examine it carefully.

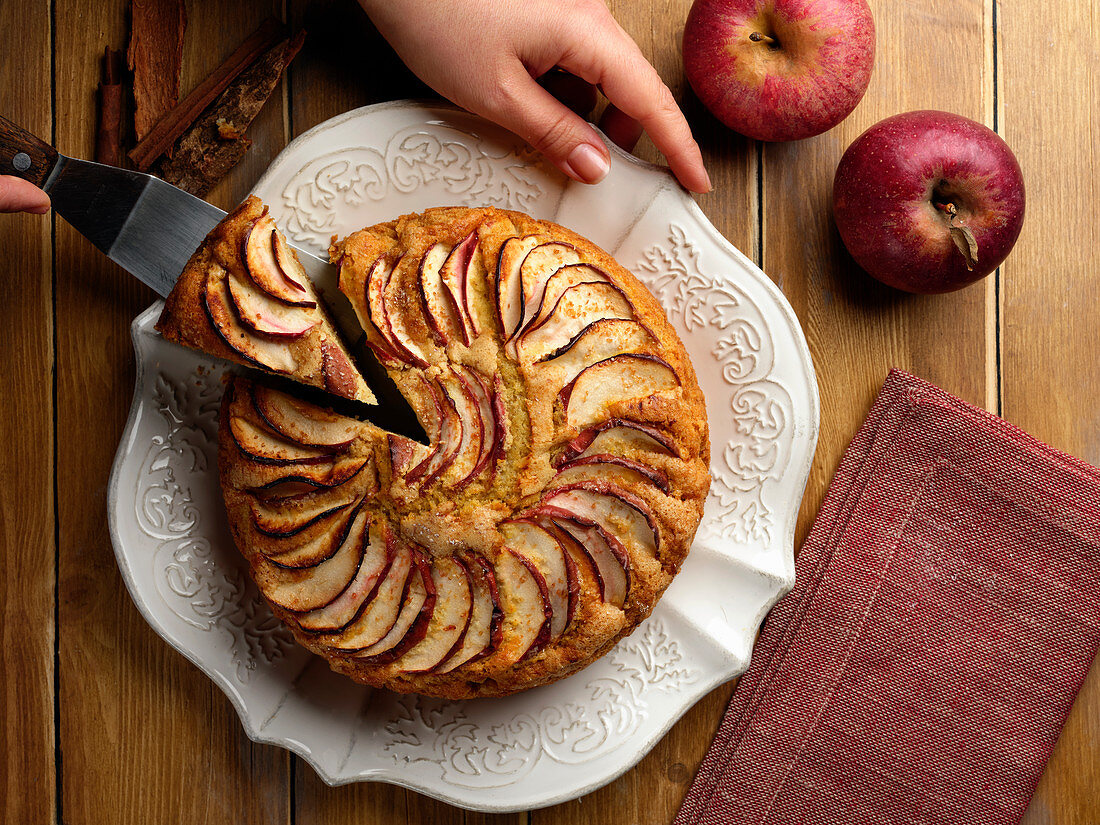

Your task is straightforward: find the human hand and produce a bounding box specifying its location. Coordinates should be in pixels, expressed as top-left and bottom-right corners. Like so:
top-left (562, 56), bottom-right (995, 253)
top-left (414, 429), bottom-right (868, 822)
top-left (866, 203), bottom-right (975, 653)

top-left (358, 0), bottom-right (711, 193)
top-left (0, 176), bottom-right (50, 214)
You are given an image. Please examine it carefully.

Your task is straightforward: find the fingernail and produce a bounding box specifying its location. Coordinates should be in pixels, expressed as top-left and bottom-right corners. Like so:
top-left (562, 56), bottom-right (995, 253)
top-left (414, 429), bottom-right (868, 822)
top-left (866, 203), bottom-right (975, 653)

top-left (565, 144), bottom-right (610, 184)
top-left (700, 168), bottom-right (713, 193)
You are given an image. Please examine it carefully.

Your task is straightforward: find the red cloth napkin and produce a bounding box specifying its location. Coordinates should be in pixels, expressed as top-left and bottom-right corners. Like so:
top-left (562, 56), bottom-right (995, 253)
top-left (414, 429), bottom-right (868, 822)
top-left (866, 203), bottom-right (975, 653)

top-left (676, 369), bottom-right (1100, 825)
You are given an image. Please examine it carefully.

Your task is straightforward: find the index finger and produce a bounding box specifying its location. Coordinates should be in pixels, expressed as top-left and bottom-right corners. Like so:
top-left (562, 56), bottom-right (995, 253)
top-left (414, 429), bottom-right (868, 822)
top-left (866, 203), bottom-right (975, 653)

top-left (0, 175), bottom-right (51, 214)
top-left (559, 24), bottom-right (711, 193)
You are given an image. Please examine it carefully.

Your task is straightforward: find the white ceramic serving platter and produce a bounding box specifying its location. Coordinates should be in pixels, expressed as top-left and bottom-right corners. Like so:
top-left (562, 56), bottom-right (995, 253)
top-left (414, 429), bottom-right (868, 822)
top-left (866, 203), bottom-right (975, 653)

top-left (108, 101), bottom-right (819, 812)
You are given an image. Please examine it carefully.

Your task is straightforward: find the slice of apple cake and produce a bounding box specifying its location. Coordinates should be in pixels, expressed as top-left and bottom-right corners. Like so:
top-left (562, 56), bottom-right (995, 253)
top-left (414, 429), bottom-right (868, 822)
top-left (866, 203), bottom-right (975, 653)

top-left (156, 196), bottom-right (373, 402)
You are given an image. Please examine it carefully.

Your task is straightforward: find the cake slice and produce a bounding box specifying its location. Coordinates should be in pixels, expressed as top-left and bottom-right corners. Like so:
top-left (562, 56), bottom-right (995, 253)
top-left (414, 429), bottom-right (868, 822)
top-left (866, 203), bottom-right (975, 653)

top-left (156, 196), bottom-right (374, 403)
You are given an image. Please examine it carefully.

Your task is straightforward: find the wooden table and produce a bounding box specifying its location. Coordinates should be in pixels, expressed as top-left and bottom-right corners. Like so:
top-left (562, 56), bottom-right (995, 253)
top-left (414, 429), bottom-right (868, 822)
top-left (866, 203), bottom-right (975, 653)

top-left (3, 0), bottom-right (1097, 822)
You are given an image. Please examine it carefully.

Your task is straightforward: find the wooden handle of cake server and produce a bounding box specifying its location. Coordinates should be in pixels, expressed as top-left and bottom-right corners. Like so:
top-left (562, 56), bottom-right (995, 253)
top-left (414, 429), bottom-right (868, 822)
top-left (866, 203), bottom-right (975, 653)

top-left (0, 114), bottom-right (59, 189)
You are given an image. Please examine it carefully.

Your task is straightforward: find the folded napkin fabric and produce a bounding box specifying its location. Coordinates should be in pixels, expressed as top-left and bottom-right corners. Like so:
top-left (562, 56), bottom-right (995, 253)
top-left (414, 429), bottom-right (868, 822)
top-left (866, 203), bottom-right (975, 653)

top-left (676, 369), bottom-right (1100, 825)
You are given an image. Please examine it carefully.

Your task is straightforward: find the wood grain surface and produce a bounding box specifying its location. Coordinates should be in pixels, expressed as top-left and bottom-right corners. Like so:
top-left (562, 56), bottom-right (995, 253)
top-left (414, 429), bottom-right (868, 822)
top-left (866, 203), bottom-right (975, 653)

top-left (1000, 3), bottom-right (1100, 823)
top-left (0, 2), bottom-right (54, 824)
top-left (0, 0), bottom-right (1096, 822)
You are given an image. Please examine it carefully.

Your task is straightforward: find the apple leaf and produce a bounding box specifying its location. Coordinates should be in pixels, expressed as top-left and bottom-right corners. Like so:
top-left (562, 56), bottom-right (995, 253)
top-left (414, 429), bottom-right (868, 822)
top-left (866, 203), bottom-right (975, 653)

top-left (949, 224), bottom-right (979, 271)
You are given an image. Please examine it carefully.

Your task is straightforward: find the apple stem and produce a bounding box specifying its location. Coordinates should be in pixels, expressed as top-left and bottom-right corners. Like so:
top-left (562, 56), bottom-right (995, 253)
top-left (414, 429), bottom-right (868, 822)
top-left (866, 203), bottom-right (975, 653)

top-left (935, 202), bottom-right (979, 271)
top-left (749, 31), bottom-right (777, 46)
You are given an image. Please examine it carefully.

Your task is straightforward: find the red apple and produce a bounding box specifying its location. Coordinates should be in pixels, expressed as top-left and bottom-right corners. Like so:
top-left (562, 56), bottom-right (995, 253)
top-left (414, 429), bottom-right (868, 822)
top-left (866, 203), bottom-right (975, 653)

top-left (833, 110), bottom-right (1026, 293)
top-left (682, 0), bottom-right (875, 142)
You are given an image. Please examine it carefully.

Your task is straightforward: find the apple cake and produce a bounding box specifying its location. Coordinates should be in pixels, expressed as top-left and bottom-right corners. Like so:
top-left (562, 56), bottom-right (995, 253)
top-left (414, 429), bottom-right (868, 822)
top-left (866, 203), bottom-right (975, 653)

top-left (156, 196), bottom-right (373, 402)
top-left (166, 201), bottom-right (710, 698)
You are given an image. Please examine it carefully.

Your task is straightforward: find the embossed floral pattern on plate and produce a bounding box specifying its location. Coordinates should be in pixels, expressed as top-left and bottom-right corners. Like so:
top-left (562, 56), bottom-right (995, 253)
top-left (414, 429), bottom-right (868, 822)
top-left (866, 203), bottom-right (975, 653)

top-left (108, 101), bottom-right (818, 812)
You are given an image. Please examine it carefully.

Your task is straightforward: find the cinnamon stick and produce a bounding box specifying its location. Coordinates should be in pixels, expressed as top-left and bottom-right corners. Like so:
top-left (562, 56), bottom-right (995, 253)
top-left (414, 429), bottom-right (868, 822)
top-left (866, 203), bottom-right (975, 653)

top-left (154, 30), bottom-right (306, 197)
top-left (95, 48), bottom-right (125, 166)
top-left (129, 17), bottom-right (284, 171)
top-left (127, 0), bottom-right (187, 141)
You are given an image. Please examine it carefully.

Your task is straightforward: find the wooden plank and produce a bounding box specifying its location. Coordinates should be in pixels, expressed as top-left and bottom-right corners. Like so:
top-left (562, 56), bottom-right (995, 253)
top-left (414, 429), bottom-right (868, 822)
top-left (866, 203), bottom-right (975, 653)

top-left (0, 1), bottom-right (55, 822)
top-left (53, 3), bottom-right (290, 823)
top-left (286, 0), bottom-right (428, 135)
top-left (999, 1), bottom-right (1100, 822)
top-left (764, 0), bottom-right (994, 548)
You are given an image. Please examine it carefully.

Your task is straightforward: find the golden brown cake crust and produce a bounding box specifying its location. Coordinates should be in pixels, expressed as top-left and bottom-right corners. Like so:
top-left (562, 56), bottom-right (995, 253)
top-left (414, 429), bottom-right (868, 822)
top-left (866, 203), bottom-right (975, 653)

top-left (218, 205), bottom-right (710, 698)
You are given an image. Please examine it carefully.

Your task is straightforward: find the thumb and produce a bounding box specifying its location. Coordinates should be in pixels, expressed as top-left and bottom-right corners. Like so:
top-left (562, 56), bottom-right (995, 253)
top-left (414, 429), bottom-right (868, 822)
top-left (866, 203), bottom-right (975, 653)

top-left (483, 67), bottom-right (611, 185)
top-left (0, 176), bottom-right (50, 214)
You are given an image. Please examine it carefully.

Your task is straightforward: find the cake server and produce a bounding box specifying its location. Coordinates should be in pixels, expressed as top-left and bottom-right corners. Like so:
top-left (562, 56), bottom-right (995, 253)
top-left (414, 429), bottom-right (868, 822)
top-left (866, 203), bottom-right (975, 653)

top-left (0, 114), bottom-right (427, 444)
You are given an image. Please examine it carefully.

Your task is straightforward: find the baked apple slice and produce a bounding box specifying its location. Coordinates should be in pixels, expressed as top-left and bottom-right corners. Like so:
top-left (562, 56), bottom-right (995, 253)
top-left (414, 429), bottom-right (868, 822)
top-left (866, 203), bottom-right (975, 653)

top-left (257, 507), bottom-right (368, 611)
top-left (204, 271), bottom-right (297, 373)
top-left (436, 552), bottom-right (504, 672)
top-left (440, 373), bottom-right (484, 489)
top-left (542, 481), bottom-right (660, 556)
top-left (324, 530), bottom-right (413, 651)
top-left (561, 354), bottom-right (681, 430)
top-left (244, 214), bottom-right (315, 306)
top-left (419, 379), bottom-right (465, 488)
top-left (244, 456), bottom-right (368, 499)
top-left (249, 490), bottom-right (359, 537)
top-left (528, 314), bottom-right (652, 388)
top-left (227, 270), bottom-right (319, 338)
top-left (525, 263), bottom-right (611, 331)
top-left (440, 230), bottom-right (480, 340)
top-left (518, 281), bottom-right (634, 364)
top-left (320, 339), bottom-right (365, 402)
top-left (516, 241), bottom-right (581, 335)
top-left (358, 255), bottom-right (404, 364)
top-left (258, 501), bottom-right (360, 568)
top-left (496, 549), bottom-right (553, 662)
top-left (229, 417), bottom-right (337, 466)
top-left (388, 434), bottom-right (432, 482)
top-left (502, 519), bottom-right (577, 640)
top-left (495, 235), bottom-right (540, 338)
top-left (544, 517), bottom-right (629, 608)
top-left (296, 520), bottom-right (394, 632)
top-left (271, 228), bottom-right (313, 295)
top-left (381, 257), bottom-right (431, 368)
top-left (355, 548), bottom-right (437, 662)
top-left (395, 556), bottom-right (474, 673)
top-left (560, 419), bottom-right (677, 464)
top-left (360, 253), bottom-right (417, 366)
top-left (396, 375), bottom-right (444, 485)
top-left (454, 367), bottom-right (496, 487)
top-left (252, 384), bottom-right (362, 449)
top-left (537, 319), bottom-right (655, 389)
top-left (418, 242), bottom-right (468, 346)
top-left (555, 454), bottom-right (671, 493)
top-left (554, 455), bottom-right (664, 495)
